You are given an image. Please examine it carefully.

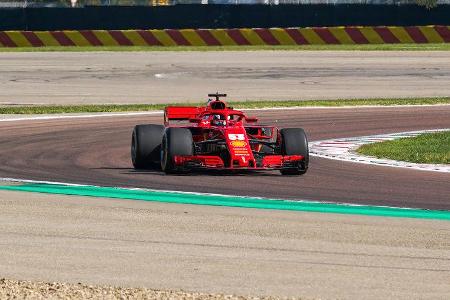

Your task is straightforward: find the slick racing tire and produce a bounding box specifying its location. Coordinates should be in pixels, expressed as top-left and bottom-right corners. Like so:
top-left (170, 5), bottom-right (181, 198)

top-left (131, 124), bottom-right (164, 169)
top-left (161, 128), bottom-right (194, 174)
top-left (280, 128), bottom-right (309, 175)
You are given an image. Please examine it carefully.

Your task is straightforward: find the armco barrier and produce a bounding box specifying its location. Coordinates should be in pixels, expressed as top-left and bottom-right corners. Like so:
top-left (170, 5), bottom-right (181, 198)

top-left (1, 26), bottom-right (450, 47)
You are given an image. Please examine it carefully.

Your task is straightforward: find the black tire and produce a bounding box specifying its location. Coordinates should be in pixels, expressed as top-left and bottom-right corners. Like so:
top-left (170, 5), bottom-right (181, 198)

top-left (131, 124), bottom-right (164, 169)
top-left (280, 128), bottom-right (309, 175)
top-left (161, 128), bottom-right (194, 174)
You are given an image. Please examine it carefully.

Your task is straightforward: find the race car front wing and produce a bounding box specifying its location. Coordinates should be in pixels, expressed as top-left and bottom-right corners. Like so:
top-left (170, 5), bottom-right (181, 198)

top-left (173, 155), bottom-right (304, 170)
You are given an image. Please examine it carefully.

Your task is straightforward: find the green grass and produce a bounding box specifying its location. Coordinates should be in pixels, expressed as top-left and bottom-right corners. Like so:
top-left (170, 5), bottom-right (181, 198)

top-left (1, 43), bottom-right (450, 52)
top-left (0, 97), bottom-right (449, 115)
top-left (1, 97), bottom-right (449, 114)
top-left (357, 131), bottom-right (450, 164)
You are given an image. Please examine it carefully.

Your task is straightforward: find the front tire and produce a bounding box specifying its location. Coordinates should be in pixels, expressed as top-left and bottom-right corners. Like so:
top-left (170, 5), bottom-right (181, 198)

top-left (161, 128), bottom-right (194, 174)
top-left (280, 128), bottom-right (309, 175)
top-left (131, 124), bottom-right (164, 169)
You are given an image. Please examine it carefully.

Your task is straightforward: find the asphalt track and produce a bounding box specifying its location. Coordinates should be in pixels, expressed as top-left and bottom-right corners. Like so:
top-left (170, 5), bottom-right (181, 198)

top-left (2, 51), bottom-right (450, 104)
top-left (1, 105), bottom-right (449, 210)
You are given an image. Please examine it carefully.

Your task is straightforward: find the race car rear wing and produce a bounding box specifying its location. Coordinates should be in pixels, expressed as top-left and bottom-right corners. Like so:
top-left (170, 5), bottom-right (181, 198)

top-left (164, 106), bottom-right (206, 125)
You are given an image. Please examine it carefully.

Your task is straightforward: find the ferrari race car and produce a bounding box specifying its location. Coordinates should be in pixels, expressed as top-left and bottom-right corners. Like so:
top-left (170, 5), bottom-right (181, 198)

top-left (131, 93), bottom-right (309, 175)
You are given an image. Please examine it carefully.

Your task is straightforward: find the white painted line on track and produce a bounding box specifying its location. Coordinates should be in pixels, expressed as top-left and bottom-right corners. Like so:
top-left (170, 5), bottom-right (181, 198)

top-left (0, 177), bottom-right (87, 187)
top-left (1, 104), bottom-right (449, 122)
top-left (0, 111), bottom-right (163, 122)
top-left (0, 177), bottom-right (238, 198)
top-left (242, 104), bottom-right (450, 111)
top-left (310, 129), bottom-right (450, 173)
top-left (0, 176), bottom-right (425, 211)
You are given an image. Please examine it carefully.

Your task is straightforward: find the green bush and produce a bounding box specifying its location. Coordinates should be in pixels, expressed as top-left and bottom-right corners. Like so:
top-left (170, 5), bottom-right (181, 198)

top-left (415, 0), bottom-right (438, 9)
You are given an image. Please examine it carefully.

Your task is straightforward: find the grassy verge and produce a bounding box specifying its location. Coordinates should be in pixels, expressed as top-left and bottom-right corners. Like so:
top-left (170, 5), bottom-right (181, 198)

top-left (357, 131), bottom-right (450, 164)
top-left (1, 97), bottom-right (449, 114)
top-left (1, 43), bottom-right (450, 52)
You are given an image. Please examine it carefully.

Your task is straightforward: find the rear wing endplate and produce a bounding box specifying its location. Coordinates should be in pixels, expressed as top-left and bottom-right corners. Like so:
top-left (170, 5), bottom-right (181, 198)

top-left (164, 106), bottom-right (206, 125)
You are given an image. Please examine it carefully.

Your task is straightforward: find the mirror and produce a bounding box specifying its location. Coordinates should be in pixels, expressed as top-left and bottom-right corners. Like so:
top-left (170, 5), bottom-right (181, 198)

top-left (245, 117), bottom-right (258, 123)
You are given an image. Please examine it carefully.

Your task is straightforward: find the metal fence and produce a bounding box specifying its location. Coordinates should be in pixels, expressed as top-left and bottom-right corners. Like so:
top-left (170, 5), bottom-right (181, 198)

top-left (1, 0), bottom-right (448, 6)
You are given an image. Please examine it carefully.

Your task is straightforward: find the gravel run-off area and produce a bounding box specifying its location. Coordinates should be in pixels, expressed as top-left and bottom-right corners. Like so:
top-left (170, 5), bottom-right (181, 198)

top-left (0, 279), bottom-right (305, 300)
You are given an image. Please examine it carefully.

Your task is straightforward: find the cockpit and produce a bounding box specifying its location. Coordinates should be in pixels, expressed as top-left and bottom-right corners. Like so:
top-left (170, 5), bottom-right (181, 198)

top-left (201, 113), bottom-right (245, 127)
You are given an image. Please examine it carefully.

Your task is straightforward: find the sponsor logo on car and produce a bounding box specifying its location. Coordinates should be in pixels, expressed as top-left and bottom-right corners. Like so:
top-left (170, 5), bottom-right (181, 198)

top-left (231, 140), bottom-right (247, 147)
top-left (228, 133), bottom-right (245, 141)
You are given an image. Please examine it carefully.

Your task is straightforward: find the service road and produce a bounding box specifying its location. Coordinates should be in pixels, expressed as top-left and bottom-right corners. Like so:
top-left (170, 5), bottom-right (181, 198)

top-left (1, 51), bottom-right (450, 104)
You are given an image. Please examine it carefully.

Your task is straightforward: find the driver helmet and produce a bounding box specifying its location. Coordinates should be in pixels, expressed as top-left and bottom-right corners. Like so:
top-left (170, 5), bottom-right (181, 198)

top-left (212, 114), bottom-right (226, 126)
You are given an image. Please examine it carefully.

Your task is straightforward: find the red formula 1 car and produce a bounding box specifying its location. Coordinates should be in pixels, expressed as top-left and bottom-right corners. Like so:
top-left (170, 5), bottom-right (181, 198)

top-left (131, 93), bottom-right (309, 175)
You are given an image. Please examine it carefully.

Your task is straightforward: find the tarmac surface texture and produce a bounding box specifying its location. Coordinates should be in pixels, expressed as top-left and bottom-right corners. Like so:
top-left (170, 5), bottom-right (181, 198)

top-left (1, 51), bottom-right (450, 104)
top-left (0, 190), bottom-right (449, 299)
top-left (1, 50), bottom-right (450, 299)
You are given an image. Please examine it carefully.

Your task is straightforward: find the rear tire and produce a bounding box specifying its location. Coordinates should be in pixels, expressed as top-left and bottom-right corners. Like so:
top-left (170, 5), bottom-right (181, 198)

top-left (280, 128), bottom-right (309, 175)
top-left (161, 128), bottom-right (194, 174)
top-left (131, 124), bottom-right (164, 169)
